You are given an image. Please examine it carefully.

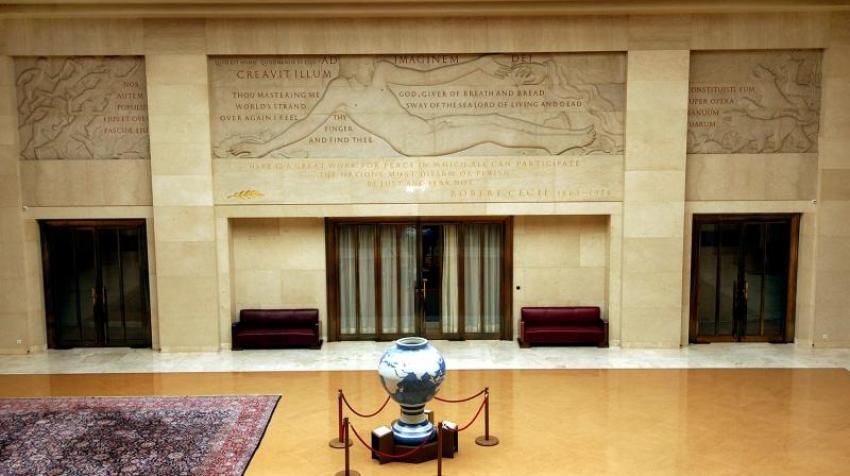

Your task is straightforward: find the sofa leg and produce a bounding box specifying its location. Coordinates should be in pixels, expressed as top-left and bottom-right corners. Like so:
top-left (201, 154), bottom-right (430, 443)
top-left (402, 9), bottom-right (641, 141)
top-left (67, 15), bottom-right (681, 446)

top-left (311, 339), bottom-right (324, 350)
top-left (597, 340), bottom-right (608, 348)
top-left (517, 338), bottom-right (531, 349)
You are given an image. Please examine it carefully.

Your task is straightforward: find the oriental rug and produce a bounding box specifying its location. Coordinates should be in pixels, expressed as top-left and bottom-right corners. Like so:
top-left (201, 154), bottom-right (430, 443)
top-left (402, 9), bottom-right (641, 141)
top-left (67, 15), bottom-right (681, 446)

top-left (0, 395), bottom-right (279, 476)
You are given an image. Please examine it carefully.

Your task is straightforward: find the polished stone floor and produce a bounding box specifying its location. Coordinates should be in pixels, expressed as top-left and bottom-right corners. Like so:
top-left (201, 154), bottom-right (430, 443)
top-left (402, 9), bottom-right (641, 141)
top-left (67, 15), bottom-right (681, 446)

top-left (1, 368), bottom-right (848, 476)
top-left (0, 341), bottom-right (848, 374)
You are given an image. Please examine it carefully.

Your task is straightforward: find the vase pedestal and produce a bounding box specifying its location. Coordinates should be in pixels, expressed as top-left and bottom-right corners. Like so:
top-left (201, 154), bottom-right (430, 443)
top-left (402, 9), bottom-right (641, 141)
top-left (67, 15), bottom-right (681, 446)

top-left (370, 425), bottom-right (457, 464)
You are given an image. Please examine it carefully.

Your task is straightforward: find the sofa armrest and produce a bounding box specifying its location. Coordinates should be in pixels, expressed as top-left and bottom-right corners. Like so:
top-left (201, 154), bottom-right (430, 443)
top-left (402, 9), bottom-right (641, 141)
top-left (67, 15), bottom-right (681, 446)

top-left (599, 320), bottom-right (609, 348)
top-left (518, 320), bottom-right (530, 348)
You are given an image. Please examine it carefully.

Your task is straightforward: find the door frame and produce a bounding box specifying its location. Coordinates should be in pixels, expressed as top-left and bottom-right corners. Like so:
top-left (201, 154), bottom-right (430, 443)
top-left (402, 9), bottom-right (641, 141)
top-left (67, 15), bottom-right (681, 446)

top-left (688, 214), bottom-right (799, 344)
top-left (40, 219), bottom-right (152, 349)
top-left (325, 216), bottom-right (513, 342)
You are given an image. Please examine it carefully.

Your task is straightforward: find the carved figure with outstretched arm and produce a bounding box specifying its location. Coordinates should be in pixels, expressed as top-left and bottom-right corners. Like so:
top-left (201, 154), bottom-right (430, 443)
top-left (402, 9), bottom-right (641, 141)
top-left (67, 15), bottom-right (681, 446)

top-left (228, 55), bottom-right (595, 158)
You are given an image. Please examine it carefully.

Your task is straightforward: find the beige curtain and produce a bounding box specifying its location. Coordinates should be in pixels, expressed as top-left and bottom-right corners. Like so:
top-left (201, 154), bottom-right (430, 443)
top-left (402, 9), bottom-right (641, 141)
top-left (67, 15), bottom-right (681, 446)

top-left (441, 225), bottom-right (459, 334)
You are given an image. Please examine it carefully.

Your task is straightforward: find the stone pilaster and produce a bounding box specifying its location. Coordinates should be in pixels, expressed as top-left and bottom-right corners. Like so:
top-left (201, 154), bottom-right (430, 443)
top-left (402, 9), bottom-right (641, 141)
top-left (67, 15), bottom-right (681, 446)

top-left (620, 50), bottom-right (689, 347)
top-left (147, 54), bottom-right (220, 351)
top-left (0, 56), bottom-right (32, 354)
top-left (812, 26), bottom-right (850, 347)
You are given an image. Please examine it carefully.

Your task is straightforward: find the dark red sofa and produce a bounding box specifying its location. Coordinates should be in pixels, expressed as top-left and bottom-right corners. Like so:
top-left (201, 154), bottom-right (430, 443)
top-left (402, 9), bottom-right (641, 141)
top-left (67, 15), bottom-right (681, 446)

top-left (519, 306), bottom-right (608, 348)
top-left (232, 309), bottom-right (323, 350)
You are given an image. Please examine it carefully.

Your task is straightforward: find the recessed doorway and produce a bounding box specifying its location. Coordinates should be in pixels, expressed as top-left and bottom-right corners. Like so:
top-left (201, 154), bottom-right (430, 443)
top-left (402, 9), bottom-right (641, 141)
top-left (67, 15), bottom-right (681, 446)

top-left (689, 214), bottom-right (799, 343)
top-left (41, 220), bottom-right (152, 349)
top-left (326, 218), bottom-right (512, 341)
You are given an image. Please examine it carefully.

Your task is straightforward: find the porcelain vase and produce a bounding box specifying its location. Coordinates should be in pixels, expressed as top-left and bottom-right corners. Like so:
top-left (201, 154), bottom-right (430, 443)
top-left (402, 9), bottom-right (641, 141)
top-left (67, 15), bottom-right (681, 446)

top-left (377, 337), bottom-right (446, 445)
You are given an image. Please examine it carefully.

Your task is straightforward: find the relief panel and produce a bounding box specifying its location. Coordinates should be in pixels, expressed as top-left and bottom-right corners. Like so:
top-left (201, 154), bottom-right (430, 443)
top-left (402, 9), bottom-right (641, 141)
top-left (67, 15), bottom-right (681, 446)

top-left (209, 53), bottom-right (626, 205)
top-left (688, 50), bottom-right (821, 154)
top-left (15, 56), bottom-right (150, 160)
top-left (209, 53), bottom-right (626, 159)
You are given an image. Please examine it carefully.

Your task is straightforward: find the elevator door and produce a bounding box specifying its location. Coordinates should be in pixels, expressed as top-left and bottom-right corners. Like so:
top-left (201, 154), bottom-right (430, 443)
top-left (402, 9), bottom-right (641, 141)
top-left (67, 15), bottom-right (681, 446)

top-left (690, 215), bottom-right (798, 343)
top-left (42, 221), bottom-right (152, 348)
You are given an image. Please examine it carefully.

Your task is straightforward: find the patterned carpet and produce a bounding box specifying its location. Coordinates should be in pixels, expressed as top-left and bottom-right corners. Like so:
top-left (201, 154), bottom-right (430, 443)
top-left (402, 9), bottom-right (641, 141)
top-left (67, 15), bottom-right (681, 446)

top-left (0, 395), bottom-right (280, 476)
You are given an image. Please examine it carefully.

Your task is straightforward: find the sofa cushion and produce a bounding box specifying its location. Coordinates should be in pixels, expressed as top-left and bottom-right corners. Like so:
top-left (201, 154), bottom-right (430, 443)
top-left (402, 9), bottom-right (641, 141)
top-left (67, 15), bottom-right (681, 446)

top-left (524, 327), bottom-right (604, 344)
top-left (234, 330), bottom-right (317, 348)
top-left (235, 328), bottom-right (317, 338)
top-left (239, 308), bottom-right (318, 327)
top-left (525, 326), bottom-right (604, 335)
top-left (521, 307), bottom-right (601, 326)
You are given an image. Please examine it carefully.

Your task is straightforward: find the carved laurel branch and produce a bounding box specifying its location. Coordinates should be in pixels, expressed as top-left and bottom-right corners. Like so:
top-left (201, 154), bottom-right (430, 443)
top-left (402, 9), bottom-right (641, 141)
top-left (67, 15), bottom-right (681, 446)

top-left (227, 189), bottom-right (265, 200)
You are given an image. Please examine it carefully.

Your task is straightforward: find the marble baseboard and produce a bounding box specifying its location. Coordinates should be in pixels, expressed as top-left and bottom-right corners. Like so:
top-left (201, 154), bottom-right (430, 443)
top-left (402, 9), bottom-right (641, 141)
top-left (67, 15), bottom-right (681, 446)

top-left (0, 341), bottom-right (848, 375)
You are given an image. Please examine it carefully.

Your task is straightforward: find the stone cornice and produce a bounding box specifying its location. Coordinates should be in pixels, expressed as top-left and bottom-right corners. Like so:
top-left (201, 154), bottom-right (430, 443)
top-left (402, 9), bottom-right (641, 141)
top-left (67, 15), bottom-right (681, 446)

top-left (1, 0), bottom-right (849, 19)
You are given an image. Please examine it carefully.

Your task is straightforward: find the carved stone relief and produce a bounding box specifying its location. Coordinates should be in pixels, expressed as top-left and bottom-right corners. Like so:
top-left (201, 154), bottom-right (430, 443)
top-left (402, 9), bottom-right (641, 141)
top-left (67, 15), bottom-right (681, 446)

top-left (688, 50), bottom-right (821, 154)
top-left (209, 53), bottom-right (626, 159)
top-left (15, 56), bottom-right (150, 160)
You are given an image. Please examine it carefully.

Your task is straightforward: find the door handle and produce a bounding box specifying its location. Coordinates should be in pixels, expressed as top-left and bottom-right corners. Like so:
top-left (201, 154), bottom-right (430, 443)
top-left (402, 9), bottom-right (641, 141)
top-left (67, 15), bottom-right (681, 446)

top-left (91, 287), bottom-right (97, 306)
top-left (421, 278), bottom-right (427, 300)
top-left (743, 281), bottom-right (749, 301)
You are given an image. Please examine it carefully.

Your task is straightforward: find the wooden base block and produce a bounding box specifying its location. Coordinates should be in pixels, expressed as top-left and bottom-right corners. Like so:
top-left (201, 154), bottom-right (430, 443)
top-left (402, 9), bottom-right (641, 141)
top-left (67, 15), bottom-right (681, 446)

top-left (371, 427), bottom-right (458, 464)
top-left (333, 470), bottom-right (360, 476)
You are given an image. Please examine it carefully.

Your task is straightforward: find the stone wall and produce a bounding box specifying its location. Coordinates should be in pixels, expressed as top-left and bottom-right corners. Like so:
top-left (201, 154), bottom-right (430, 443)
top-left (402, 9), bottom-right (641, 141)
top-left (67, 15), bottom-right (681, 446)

top-left (0, 12), bottom-right (847, 351)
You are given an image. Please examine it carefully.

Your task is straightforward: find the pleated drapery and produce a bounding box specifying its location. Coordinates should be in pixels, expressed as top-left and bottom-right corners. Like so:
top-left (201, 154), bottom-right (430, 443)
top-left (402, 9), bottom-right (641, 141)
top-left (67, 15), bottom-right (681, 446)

top-left (337, 222), bottom-right (502, 339)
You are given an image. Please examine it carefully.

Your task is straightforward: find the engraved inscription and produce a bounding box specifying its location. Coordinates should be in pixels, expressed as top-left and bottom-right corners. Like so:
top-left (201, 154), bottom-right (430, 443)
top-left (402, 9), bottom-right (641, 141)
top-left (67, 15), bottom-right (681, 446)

top-left (688, 50), bottom-right (821, 154)
top-left (209, 53), bottom-right (625, 159)
top-left (214, 155), bottom-right (623, 205)
top-left (15, 57), bottom-right (150, 160)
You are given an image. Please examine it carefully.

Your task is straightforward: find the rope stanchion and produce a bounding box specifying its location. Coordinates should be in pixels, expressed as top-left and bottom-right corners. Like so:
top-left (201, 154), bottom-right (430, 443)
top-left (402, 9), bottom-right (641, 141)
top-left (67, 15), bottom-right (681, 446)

top-left (436, 421), bottom-right (444, 476)
top-left (452, 395), bottom-right (488, 432)
top-left (433, 388), bottom-right (487, 404)
top-left (475, 388), bottom-right (499, 447)
top-left (349, 423), bottom-right (430, 460)
top-left (333, 418), bottom-right (360, 476)
top-left (341, 392), bottom-right (392, 418)
top-left (329, 390), bottom-right (352, 449)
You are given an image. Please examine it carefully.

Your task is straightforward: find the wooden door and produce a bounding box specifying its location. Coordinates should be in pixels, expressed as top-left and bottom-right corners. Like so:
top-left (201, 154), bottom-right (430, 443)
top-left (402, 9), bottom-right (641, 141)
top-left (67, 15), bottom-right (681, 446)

top-left (326, 218), bottom-right (512, 342)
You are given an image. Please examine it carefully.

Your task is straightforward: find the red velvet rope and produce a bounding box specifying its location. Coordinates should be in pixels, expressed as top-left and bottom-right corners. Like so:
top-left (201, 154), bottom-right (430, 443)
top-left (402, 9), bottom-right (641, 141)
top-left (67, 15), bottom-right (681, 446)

top-left (433, 388), bottom-right (487, 404)
top-left (445, 396), bottom-right (488, 433)
top-left (349, 423), bottom-right (430, 459)
top-left (341, 392), bottom-right (392, 418)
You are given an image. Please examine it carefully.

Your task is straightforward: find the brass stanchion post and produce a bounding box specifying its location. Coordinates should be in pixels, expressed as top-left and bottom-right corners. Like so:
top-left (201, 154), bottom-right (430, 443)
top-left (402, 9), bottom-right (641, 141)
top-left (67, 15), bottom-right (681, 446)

top-left (334, 418), bottom-right (360, 476)
top-left (330, 389), bottom-right (351, 449)
top-left (475, 387), bottom-right (499, 446)
top-left (436, 421), bottom-right (444, 476)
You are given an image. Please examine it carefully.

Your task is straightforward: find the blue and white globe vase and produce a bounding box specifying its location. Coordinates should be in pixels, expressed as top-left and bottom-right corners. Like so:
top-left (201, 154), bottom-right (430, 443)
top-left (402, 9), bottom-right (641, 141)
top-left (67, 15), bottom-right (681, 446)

top-left (378, 337), bottom-right (446, 445)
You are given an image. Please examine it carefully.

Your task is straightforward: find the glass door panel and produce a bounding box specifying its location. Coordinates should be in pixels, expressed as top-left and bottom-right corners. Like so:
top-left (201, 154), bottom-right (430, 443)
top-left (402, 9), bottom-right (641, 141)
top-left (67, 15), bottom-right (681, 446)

top-left (461, 223), bottom-right (502, 337)
top-left (763, 223), bottom-right (790, 338)
top-left (691, 216), bottom-right (796, 343)
top-left (421, 225), bottom-right (444, 338)
top-left (440, 225), bottom-right (460, 336)
top-left (99, 228), bottom-right (124, 345)
top-left (333, 220), bottom-right (506, 341)
top-left (356, 226), bottom-right (377, 335)
top-left (696, 224), bottom-right (718, 336)
top-left (717, 223), bottom-right (739, 338)
top-left (742, 224), bottom-right (765, 338)
top-left (42, 221), bottom-right (151, 349)
top-left (338, 226), bottom-right (357, 336)
top-left (120, 227), bottom-right (149, 344)
top-left (74, 229), bottom-right (99, 346)
top-left (462, 224), bottom-right (482, 334)
top-left (482, 224), bottom-right (502, 334)
top-left (378, 224), bottom-right (417, 336)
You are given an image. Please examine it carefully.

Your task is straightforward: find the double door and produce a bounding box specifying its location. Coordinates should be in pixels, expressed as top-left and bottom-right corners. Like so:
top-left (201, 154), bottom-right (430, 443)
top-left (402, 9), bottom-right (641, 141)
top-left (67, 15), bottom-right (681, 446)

top-left (690, 215), bottom-right (798, 343)
top-left (41, 221), bottom-right (152, 348)
top-left (328, 219), bottom-right (511, 341)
